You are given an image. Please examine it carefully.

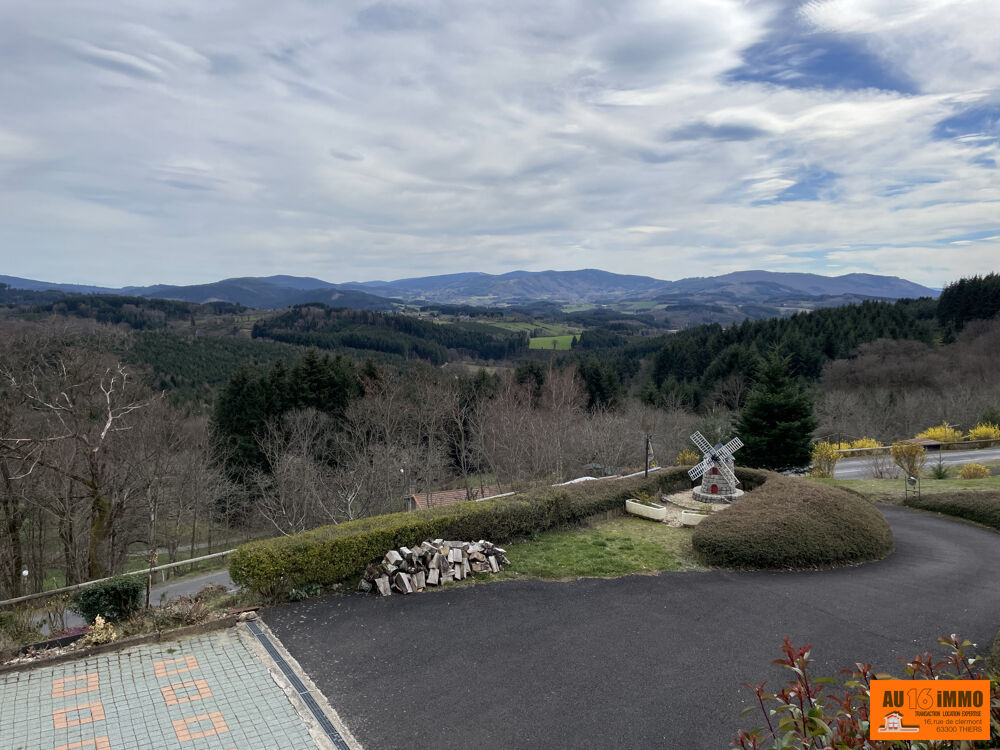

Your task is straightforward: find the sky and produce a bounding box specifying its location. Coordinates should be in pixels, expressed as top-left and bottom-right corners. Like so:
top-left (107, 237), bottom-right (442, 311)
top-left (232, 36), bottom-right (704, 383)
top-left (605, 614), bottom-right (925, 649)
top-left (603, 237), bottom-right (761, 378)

top-left (0, 0), bottom-right (998, 289)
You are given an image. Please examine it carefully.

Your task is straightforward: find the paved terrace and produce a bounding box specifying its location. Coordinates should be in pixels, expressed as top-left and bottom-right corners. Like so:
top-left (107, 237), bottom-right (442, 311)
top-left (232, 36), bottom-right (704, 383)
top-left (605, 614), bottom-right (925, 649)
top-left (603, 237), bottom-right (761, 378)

top-left (0, 624), bottom-right (356, 750)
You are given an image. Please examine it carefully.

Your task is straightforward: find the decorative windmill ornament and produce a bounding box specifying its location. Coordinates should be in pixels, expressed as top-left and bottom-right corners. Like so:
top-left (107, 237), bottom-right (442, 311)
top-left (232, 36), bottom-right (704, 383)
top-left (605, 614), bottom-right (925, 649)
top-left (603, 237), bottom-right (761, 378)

top-left (687, 431), bottom-right (745, 502)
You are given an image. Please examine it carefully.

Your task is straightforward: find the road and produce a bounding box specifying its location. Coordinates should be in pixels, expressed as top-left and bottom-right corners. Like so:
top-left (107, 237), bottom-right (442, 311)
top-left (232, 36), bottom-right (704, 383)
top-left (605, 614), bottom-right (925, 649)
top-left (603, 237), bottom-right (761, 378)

top-left (834, 446), bottom-right (1000, 478)
top-left (264, 506), bottom-right (1000, 750)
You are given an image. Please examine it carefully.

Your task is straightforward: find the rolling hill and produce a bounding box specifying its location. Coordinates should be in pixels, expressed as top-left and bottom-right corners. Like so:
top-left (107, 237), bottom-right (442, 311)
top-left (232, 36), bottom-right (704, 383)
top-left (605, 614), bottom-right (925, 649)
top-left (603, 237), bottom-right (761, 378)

top-left (1, 269), bottom-right (938, 310)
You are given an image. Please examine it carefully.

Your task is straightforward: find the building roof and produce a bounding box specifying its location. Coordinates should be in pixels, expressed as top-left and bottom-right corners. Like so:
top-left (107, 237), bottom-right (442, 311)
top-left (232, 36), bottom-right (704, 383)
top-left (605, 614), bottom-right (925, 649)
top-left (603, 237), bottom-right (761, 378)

top-left (409, 485), bottom-right (501, 510)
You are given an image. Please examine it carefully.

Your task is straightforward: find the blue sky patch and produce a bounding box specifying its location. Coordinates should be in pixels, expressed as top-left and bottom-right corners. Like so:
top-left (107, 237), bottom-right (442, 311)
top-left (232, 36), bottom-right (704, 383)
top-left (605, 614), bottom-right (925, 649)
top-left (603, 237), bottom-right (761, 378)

top-left (932, 104), bottom-right (1000, 144)
top-left (756, 165), bottom-right (840, 204)
top-left (727, 6), bottom-right (918, 94)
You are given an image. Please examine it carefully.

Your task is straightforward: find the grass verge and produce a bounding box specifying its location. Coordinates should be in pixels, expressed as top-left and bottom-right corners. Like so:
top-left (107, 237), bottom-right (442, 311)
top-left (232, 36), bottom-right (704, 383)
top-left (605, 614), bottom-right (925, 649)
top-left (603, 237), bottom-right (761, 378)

top-left (810, 472), bottom-right (1000, 503)
top-left (497, 515), bottom-right (701, 580)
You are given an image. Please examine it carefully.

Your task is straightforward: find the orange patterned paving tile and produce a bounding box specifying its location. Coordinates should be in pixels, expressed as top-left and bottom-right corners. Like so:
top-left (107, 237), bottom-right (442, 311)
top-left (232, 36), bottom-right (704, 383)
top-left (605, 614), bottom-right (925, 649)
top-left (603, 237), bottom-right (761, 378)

top-left (153, 655), bottom-right (199, 678)
top-left (54, 739), bottom-right (112, 750)
top-left (52, 673), bottom-right (99, 698)
top-left (161, 679), bottom-right (213, 706)
top-left (52, 701), bottom-right (106, 729)
top-left (173, 711), bottom-right (229, 742)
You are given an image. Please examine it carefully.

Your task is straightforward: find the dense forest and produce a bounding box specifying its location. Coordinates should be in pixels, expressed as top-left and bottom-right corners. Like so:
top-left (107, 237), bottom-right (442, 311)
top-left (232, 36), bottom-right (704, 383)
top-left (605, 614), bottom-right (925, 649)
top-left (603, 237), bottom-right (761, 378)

top-left (2, 275), bottom-right (999, 601)
top-left (252, 305), bottom-right (529, 364)
top-left (643, 298), bottom-right (938, 410)
top-left (0, 283), bottom-right (245, 329)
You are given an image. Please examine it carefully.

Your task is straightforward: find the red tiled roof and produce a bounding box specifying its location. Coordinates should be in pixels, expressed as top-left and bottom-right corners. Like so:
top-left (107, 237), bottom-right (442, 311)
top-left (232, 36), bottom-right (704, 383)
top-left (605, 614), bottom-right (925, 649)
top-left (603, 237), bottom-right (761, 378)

top-left (410, 486), bottom-right (501, 510)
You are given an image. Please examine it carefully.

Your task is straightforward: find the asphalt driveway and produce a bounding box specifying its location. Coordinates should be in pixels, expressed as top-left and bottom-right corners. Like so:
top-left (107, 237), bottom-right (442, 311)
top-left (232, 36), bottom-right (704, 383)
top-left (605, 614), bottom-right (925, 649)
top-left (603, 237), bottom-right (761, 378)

top-left (264, 506), bottom-right (1000, 749)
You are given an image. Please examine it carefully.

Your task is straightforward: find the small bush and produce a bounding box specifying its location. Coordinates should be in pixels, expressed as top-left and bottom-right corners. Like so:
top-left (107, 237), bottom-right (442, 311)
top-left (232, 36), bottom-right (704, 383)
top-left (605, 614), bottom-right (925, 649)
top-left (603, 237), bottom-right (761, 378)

top-left (71, 575), bottom-right (145, 624)
top-left (959, 462), bottom-right (992, 479)
top-left (77, 616), bottom-right (117, 647)
top-left (930, 461), bottom-right (950, 479)
top-left (676, 449), bottom-right (700, 465)
top-left (916, 422), bottom-right (964, 443)
top-left (906, 490), bottom-right (1000, 530)
top-left (890, 440), bottom-right (926, 477)
top-left (968, 422), bottom-right (1000, 441)
top-left (808, 441), bottom-right (840, 478)
top-left (230, 467), bottom-right (736, 597)
top-left (833, 437), bottom-right (880, 451)
top-left (154, 596), bottom-right (209, 628)
top-left (0, 607), bottom-right (40, 657)
top-left (692, 472), bottom-right (894, 569)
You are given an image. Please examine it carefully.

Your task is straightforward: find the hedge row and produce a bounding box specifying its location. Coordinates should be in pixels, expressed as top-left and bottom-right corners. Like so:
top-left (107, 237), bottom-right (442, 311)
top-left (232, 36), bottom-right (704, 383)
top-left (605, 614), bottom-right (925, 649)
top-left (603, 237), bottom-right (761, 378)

top-left (692, 472), bottom-right (894, 569)
top-left (904, 491), bottom-right (1000, 531)
top-left (230, 467), bottom-right (724, 596)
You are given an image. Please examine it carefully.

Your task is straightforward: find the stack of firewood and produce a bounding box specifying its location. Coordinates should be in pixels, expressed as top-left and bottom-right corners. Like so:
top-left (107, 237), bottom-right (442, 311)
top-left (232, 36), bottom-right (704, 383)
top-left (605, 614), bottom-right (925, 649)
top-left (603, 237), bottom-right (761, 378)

top-left (358, 540), bottom-right (510, 596)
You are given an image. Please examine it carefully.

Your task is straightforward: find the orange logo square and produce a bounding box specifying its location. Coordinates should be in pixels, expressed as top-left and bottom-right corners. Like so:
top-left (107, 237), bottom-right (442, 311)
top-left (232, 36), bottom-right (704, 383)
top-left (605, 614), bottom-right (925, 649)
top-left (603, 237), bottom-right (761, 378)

top-left (870, 679), bottom-right (991, 741)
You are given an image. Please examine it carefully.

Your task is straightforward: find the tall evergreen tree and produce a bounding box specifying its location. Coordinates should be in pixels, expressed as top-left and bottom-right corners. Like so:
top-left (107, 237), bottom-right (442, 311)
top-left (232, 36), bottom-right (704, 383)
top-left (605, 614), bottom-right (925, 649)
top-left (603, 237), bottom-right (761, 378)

top-left (735, 352), bottom-right (817, 471)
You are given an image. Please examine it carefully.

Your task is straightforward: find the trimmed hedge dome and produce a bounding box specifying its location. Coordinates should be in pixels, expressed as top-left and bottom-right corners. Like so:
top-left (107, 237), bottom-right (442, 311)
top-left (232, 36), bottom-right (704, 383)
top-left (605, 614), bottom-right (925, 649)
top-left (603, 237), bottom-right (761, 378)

top-left (692, 472), bottom-right (894, 569)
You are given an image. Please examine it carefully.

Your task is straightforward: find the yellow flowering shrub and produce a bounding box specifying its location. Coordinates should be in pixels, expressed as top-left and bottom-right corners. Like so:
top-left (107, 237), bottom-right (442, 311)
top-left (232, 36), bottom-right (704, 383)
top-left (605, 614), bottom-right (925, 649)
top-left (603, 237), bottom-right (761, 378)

top-left (676, 449), bottom-right (700, 466)
top-left (967, 422), bottom-right (1000, 441)
top-left (809, 441), bottom-right (841, 478)
top-left (958, 463), bottom-right (991, 479)
top-left (916, 423), bottom-right (963, 443)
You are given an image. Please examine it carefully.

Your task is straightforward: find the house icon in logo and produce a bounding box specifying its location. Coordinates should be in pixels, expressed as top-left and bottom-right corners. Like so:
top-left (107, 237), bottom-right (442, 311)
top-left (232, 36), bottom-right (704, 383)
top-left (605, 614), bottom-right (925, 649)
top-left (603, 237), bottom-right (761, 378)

top-left (880, 711), bottom-right (919, 733)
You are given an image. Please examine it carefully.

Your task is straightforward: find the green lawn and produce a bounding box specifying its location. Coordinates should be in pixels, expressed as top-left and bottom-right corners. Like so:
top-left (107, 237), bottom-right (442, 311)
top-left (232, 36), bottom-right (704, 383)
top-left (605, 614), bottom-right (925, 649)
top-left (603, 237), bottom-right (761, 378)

top-left (528, 335), bottom-right (575, 350)
top-left (497, 515), bottom-right (701, 579)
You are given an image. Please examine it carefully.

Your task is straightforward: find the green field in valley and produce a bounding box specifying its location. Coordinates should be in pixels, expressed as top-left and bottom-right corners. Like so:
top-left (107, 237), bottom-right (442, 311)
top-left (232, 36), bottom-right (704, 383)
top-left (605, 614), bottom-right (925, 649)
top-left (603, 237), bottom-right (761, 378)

top-left (529, 335), bottom-right (576, 350)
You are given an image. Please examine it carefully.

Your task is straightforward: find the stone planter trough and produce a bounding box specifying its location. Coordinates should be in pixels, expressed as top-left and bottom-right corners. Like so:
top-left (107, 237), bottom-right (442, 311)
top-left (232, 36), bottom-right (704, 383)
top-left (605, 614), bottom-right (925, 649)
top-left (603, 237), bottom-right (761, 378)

top-left (625, 499), bottom-right (667, 521)
top-left (680, 510), bottom-right (709, 527)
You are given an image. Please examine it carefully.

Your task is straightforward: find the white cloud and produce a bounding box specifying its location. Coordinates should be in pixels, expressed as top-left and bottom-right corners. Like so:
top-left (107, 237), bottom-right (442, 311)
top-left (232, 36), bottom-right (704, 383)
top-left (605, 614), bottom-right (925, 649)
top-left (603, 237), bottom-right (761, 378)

top-left (0, 0), bottom-right (997, 288)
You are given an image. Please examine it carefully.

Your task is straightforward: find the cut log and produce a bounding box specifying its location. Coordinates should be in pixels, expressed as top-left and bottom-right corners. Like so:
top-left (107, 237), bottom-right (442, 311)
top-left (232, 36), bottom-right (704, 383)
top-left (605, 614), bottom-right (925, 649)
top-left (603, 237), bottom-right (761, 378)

top-left (427, 568), bottom-right (440, 586)
top-left (463, 559), bottom-right (471, 576)
top-left (384, 550), bottom-right (403, 566)
top-left (375, 576), bottom-right (391, 597)
top-left (413, 570), bottom-right (426, 590)
top-left (392, 572), bottom-right (414, 594)
top-left (488, 556), bottom-right (500, 573)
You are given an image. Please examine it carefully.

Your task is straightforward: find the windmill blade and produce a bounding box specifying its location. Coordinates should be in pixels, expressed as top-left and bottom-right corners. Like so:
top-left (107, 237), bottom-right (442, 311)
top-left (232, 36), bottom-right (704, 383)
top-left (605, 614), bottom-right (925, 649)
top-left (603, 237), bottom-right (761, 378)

top-left (688, 459), bottom-right (711, 481)
top-left (717, 461), bottom-right (740, 487)
top-left (721, 437), bottom-right (744, 455)
top-left (690, 431), bottom-right (713, 456)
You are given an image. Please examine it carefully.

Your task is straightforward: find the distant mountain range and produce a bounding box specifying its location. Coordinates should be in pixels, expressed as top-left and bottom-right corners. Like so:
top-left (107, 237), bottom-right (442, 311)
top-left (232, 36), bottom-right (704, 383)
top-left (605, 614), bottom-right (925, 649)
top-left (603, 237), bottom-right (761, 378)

top-left (0, 269), bottom-right (938, 310)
